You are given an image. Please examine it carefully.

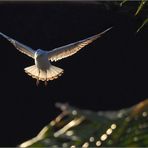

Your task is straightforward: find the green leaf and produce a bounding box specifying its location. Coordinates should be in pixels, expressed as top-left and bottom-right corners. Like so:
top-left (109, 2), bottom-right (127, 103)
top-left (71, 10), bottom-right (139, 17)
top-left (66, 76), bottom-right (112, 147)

top-left (120, 0), bottom-right (128, 7)
top-left (19, 99), bottom-right (148, 147)
top-left (135, 0), bottom-right (147, 16)
top-left (137, 18), bottom-right (148, 32)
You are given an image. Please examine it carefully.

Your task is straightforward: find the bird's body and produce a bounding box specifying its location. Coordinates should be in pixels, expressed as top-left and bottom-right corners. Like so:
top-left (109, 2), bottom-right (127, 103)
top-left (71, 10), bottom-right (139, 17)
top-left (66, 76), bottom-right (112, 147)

top-left (35, 49), bottom-right (50, 70)
top-left (25, 49), bottom-right (64, 85)
top-left (0, 27), bottom-right (112, 85)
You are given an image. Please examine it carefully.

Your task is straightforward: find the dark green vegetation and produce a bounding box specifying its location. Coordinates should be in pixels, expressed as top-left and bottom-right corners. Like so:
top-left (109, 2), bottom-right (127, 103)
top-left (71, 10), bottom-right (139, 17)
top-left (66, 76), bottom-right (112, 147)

top-left (120, 0), bottom-right (148, 32)
top-left (91, 1), bottom-right (148, 32)
top-left (19, 99), bottom-right (148, 147)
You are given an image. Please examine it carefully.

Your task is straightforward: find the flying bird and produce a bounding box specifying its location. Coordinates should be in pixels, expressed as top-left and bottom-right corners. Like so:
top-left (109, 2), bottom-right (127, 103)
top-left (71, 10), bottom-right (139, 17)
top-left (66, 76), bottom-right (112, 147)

top-left (0, 27), bottom-right (112, 86)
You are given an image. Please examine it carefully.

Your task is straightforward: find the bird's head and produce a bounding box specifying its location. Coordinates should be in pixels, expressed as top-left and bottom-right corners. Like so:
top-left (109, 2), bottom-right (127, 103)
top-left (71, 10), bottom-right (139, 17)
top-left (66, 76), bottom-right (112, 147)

top-left (35, 49), bottom-right (45, 58)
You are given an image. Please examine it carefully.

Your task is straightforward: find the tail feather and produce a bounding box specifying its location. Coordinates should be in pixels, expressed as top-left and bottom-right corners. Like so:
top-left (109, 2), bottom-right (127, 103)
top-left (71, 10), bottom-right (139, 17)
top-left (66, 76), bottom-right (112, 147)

top-left (47, 69), bottom-right (55, 80)
top-left (25, 65), bottom-right (38, 79)
top-left (53, 66), bottom-right (62, 73)
top-left (52, 68), bottom-right (59, 77)
top-left (24, 65), bottom-right (64, 81)
top-left (47, 70), bottom-right (52, 79)
top-left (25, 65), bottom-right (35, 73)
top-left (39, 70), bottom-right (46, 81)
top-left (30, 67), bottom-right (38, 77)
top-left (47, 65), bottom-right (63, 81)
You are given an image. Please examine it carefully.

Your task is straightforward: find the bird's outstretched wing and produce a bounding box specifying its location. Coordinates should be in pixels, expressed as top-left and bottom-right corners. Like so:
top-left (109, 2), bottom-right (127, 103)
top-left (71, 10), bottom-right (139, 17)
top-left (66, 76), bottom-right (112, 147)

top-left (0, 32), bottom-right (35, 58)
top-left (48, 27), bottom-right (112, 62)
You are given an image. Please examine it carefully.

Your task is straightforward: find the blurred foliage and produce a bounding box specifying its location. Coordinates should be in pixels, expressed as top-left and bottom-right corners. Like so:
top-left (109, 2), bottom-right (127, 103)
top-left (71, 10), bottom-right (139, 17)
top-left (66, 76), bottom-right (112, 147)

top-left (120, 0), bottom-right (148, 32)
top-left (137, 18), bottom-right (148, 32)
top-left (134, 0), bottom-right (147, 16)
top-left (19, 99), bottom-right (148, 147)
top-left (87, 1), bottom-right (148, 32)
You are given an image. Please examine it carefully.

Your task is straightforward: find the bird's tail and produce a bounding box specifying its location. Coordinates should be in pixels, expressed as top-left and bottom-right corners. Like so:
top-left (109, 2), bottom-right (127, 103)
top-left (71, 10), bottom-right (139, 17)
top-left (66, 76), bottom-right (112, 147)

top-left (24, 65), bottom-right (64, 81)
top-left (46, 65), bottom-right (64, 81)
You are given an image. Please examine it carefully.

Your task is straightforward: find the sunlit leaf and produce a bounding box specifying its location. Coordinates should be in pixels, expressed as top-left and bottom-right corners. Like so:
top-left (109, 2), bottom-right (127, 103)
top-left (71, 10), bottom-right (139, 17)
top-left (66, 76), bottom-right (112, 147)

top-left (120, 0), bottom-right (128, 7)
top-left (135, 0), bottom-right (147, 16)
top-left (137, 18), bottom-right (148, 32)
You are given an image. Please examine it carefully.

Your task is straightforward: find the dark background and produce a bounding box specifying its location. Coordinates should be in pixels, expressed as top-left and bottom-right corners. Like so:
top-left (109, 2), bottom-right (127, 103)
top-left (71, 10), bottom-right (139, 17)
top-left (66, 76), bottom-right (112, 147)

top-left (0, 2), bottom-right (147, 146)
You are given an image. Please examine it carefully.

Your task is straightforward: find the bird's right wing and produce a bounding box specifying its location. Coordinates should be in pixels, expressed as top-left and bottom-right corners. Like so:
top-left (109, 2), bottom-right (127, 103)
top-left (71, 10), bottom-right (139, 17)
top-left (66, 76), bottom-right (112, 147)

top-left (0, 32), bottom-right (35, 58)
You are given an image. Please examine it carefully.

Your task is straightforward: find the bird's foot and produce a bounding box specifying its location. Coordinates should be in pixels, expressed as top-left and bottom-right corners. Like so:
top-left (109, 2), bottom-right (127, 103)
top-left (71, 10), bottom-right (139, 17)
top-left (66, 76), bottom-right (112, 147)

top-left (36, 79), bottom-right (40, 86)
top-left (44, 81), bottom-right (48, 86)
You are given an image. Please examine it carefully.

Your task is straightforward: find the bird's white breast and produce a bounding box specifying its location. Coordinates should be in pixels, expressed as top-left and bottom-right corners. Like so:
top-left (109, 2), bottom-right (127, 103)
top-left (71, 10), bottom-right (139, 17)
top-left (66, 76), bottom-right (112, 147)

top-left (35, 53), bottom-right (50, 70)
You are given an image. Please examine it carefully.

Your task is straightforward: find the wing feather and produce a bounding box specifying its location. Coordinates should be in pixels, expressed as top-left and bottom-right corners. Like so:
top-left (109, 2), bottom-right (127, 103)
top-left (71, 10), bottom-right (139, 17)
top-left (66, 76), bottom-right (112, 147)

top-left (0, 32), bottom-right (35, 58)
top-left (48, 27), bottom-right (112, 62)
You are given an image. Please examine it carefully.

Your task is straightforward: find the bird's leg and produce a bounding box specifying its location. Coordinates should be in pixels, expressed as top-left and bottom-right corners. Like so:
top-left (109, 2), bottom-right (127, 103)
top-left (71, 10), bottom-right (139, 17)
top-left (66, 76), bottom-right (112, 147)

top-left (44, 80), bottom-right (48, 86)
top-left (36, 70), bottom-right (40, 86)
top-left (36, 79), bottom-right (40, 86)
top-left (44, 71), bottom-right (48, 86)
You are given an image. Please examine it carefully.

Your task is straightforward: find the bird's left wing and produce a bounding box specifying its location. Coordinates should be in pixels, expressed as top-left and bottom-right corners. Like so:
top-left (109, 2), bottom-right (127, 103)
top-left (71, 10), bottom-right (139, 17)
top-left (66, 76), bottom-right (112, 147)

top-left (0, 32), bottom-right (35, 58)
top-left (48, 27), bottom-right (112, 62)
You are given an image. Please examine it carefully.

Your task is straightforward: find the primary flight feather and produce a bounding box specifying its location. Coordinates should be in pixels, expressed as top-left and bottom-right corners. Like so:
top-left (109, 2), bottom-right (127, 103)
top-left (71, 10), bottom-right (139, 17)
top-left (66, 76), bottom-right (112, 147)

top-left (0, 27), bottom-right (112, 85)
